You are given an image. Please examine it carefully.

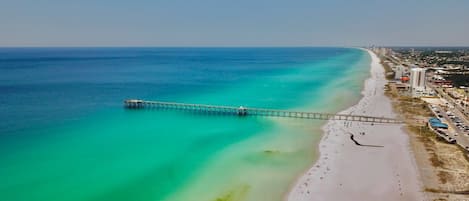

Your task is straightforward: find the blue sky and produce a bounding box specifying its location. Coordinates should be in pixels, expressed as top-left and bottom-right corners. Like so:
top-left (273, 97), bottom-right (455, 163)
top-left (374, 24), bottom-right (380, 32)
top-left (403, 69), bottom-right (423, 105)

top-left (1, 0), bottom-right (468, 46)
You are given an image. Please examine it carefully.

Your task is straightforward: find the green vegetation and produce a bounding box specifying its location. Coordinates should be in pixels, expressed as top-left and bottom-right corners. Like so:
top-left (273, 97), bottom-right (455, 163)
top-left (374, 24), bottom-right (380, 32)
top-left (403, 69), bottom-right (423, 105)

top-left (445, 74), bottom-right (469, 87)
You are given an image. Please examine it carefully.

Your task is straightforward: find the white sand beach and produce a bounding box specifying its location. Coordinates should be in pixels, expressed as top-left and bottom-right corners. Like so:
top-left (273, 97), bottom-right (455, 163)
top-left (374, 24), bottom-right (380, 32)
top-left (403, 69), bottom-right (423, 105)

top-left (287, 49), bottom-right (425, 201)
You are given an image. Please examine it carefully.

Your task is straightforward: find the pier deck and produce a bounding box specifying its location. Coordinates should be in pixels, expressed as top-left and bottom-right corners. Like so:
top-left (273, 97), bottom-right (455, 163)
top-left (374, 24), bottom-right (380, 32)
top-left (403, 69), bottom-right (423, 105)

top-left (124, 99), bottom-right (403, 124)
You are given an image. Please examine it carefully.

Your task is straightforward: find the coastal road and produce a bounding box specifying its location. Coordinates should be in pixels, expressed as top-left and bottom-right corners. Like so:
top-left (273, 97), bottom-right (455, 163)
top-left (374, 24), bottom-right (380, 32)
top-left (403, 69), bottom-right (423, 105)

top-left (433, 105), bottom-right (469, 150)
top-left (430, 83), bottom-right (469, 120)
top-left (428, 83), bottom-right (469, 150)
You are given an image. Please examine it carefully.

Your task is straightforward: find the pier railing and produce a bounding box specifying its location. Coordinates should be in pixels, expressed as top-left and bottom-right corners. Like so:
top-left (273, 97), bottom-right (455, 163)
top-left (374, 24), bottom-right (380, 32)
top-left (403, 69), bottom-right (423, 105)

top-left (124, 99), bottom-right (403, 124)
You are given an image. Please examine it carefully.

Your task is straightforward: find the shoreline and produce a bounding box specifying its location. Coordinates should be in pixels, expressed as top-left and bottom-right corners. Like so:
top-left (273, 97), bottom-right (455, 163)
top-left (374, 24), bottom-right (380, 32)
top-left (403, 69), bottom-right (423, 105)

top-left (281, 47), bottom-right (372, 200)
top-left (286, 49), bottom-right (424, 201)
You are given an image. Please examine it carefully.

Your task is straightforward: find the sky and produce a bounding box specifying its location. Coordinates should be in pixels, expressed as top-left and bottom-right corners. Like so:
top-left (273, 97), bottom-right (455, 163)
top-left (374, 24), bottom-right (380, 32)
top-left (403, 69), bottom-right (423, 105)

top-left (1, 0), bottom-right (469, 47)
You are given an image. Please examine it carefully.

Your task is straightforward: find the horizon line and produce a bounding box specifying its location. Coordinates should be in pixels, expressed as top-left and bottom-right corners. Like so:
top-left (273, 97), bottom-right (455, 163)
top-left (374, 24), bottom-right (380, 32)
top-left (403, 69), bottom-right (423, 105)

top-left (1, 45), bottom-right (469, 48)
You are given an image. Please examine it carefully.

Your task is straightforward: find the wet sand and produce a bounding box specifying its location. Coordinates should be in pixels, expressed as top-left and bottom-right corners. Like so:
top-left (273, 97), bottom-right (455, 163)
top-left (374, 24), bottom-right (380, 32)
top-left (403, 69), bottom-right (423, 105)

top-left (287, 49), bottom-right (425, 201)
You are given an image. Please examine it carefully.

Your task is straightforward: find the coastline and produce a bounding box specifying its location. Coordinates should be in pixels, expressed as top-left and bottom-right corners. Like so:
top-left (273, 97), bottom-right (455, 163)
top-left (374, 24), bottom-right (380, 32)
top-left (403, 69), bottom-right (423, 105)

top-left (287, 49), bottom-right (424, 201)
top-left (0, 47), bottom-right (373, 201)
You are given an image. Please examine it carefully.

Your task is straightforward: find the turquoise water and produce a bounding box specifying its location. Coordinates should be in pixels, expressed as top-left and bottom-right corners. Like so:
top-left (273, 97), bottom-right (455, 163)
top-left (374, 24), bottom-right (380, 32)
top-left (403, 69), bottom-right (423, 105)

top-left (0, 48), bottom-right (370, 201)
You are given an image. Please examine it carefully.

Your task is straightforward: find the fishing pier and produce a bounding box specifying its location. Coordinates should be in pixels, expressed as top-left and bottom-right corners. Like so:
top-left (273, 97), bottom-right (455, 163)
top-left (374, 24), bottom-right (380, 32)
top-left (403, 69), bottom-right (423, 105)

top-left (124, 99), bottom-right (403, 124)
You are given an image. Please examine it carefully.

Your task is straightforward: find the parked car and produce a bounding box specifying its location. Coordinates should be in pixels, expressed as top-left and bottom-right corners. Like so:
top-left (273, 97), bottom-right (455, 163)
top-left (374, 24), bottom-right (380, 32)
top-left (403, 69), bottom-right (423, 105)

top-left (448, 137), bottom-right (456, 144)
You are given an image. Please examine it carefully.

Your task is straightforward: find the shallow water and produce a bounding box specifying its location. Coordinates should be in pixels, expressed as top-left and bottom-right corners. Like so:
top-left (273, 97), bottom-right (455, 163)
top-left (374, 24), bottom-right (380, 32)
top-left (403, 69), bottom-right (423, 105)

top-left (0, 47), bottom-right (370, 201)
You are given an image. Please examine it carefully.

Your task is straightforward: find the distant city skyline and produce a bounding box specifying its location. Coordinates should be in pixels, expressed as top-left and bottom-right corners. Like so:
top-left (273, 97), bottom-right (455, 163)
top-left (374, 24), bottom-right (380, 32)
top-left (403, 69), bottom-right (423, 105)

top-left (1, 0), bottom-right (469, 47)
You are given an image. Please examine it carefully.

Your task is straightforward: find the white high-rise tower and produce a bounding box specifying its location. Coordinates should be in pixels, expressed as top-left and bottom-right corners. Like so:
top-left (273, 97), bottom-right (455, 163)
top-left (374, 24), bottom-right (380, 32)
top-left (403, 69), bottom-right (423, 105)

top-left (410, 67), bottom-right (426, 95)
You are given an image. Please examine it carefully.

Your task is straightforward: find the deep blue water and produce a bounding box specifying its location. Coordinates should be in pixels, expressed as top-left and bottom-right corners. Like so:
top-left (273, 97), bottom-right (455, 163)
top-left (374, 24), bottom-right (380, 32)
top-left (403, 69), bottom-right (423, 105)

top-left (0, 47), bottom-right (352, 134)
top-left (0, 47), bottom-right (370, 201)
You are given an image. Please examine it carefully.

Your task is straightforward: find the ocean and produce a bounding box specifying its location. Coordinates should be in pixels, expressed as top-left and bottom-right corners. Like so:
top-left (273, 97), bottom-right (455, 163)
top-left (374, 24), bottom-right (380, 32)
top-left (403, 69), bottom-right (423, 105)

top-left (0, 47), bottom-right (370, 201)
